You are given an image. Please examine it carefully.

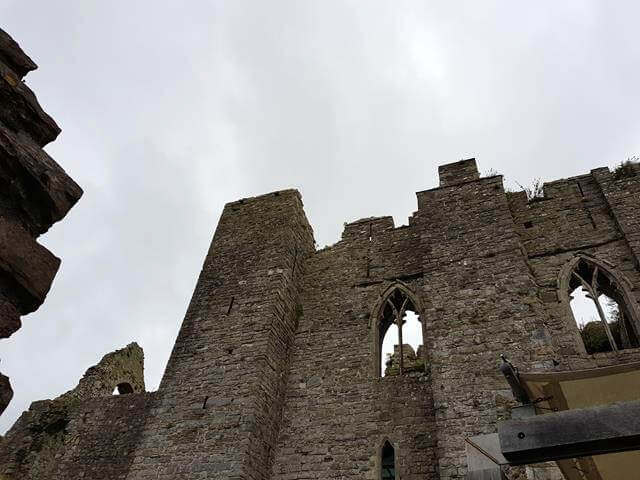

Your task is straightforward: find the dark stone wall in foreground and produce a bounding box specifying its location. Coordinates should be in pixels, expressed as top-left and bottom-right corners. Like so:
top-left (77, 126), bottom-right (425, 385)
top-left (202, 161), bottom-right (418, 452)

top-left (0, 28), bottom-right (82, 415)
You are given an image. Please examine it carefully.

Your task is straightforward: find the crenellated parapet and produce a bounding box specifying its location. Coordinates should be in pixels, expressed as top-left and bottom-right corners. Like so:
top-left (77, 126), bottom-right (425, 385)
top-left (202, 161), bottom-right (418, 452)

top-left (1, 157), bottom-right (639, 480)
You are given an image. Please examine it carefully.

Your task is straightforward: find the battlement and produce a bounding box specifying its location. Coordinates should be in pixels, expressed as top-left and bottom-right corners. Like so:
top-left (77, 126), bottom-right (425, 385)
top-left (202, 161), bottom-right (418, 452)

top-left (225, 188), bottom-right (303, 208)
top-left (438, 157), bottom-right (480, 187)
top-left (341, 216), bottom-right (395, 241)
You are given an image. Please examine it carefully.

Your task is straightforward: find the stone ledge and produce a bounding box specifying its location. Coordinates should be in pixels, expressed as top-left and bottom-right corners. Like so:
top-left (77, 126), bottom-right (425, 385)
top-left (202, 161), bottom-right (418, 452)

top-left (0, 29), bottom-right (37, 78)
top-left (0, 216), bottom-right (60, 318)
top-left (0, 124), bottom-right (83, 235)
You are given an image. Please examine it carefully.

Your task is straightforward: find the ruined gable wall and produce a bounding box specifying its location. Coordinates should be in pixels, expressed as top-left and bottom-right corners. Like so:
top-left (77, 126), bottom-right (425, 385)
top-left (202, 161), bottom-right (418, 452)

top-left (415, 160), bottom-right (556, 480)
top-left (0, 343), bottom-right (147, 480)
top-left (126, 190), bottom-right (315, 480)
top-left (271, 215), bottom-right (438, 480)
top-left (58, 342), bottom-right (146, 401)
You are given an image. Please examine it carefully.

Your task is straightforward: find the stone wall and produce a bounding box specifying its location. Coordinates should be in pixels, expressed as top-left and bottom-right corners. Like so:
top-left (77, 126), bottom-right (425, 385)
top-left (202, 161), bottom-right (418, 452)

top-left (270, 211), bottom-right (438, 480)
top-left (416, 162), bottom-right (555, 479)
top-left (125, 190), bottom-right (315, 479)
top-left (0, 392), bottom-right (154, 480)
top-left (0, 343), bottom-right (147, 479)
top-left (57, 342), bottom-right (146, 400)
top-left (507, 165), bottom-right (640, 371)
top-left (0, 28), bottom-right (82, 414)
top-left (0, 159), bottom-right (638, 480)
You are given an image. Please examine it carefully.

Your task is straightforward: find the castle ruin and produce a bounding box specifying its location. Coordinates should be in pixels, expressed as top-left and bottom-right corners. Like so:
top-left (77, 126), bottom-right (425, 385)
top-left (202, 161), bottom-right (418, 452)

top-left (1, 156), bottom-right (639, 479)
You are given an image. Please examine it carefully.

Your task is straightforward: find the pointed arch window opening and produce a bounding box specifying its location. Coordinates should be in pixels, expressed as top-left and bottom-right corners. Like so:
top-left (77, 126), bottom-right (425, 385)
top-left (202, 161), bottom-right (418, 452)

top-left (378, 287), bottom-right (424, 377)
top-left (381, 441), bottom-right (396, 480)
top-left (568, 259), bottom-right (640, 353)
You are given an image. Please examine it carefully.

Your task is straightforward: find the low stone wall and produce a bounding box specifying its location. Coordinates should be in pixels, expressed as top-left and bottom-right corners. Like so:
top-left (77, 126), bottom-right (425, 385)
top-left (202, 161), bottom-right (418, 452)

top-left (0, 392), bottom-right (155, 480)
top-left (0, 343), bottom-right (147, 479)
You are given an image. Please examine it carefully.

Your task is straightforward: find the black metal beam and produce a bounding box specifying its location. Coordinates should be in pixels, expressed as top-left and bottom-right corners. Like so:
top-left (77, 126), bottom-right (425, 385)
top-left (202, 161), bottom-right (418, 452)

top-left (498, 400), bottom-right (640, 465)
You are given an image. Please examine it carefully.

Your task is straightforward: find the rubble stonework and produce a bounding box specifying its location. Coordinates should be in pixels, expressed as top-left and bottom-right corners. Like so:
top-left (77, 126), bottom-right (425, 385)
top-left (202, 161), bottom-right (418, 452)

top-left (1, 159), bottom-right (640, 479)
top-left (0, 343), bottom-right (147, 479)
top-left (0, 28), bottom-right (82, 414)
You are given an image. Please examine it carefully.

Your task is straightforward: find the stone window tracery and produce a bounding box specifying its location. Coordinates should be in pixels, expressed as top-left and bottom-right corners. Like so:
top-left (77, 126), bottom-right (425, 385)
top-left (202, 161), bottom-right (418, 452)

top-left (564, 257), bottom-right (640, 353)
top-left (373, 284), bottom-right (424, 377)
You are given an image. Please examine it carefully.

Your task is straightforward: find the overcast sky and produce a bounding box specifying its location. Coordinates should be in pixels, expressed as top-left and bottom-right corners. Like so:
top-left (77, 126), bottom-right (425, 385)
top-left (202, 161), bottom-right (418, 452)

top-left (2, 1), bottom-right (639, 433)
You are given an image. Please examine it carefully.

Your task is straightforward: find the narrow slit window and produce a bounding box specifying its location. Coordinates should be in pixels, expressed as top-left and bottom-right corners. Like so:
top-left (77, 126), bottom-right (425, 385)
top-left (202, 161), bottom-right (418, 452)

top-left (227, 297), bottom-right (234, 315)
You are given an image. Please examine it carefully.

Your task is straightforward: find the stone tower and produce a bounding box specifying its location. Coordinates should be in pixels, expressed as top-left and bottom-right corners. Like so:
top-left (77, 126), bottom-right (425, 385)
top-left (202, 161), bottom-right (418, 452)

top-left (2, 159), bottom-right (640, 480)
top-left (126, 189), bottom-right (315, 479)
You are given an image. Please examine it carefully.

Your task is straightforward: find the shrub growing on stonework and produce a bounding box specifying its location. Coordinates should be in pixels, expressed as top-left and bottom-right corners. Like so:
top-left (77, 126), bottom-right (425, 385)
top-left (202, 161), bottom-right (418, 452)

top-left (517, 178), bottom-right (544, 202)
top-left (579, 319), bottom-right (622, 354)
top-left (612, 157), bottom-right (639, 180)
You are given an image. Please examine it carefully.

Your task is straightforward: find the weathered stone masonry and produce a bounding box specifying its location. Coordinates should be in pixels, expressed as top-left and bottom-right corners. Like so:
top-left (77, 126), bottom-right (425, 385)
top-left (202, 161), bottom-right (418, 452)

top-left (0, 343), bottom-right (147, 479)
top-left (0, 29), bottom-right (82, 415)
top-left (1, 158), bottom-right (639, 480)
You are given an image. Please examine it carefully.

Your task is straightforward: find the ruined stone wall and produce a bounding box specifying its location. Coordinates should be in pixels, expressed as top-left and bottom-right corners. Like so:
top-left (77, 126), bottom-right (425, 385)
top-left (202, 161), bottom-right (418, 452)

top-left (0, 392), bottom-right (154, 480)
top-left (507, 164), bottom-right (640, 370)
top-left (0, 28), bottom-right (82, 414)
top-left (269, 159), bottom-right (640, 480)
top-left (271, 214), bottom-right (438, 480)
top-left (0, 343), bottom-right (147, 479)
top-left (125, 190), bottom-right (315, 480)
top-left (125, 159), bottom-right (640, 480)
top-left (1, 159), bottom-right (638, 480)
top-left (414, 163), bottom-right (555, 479)
top-left (57, 342), bottom-right (145, 401)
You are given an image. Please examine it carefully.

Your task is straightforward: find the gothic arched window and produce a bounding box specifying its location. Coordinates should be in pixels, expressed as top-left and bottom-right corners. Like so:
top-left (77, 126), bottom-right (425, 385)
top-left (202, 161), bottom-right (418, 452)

top-left (381, 441), bottom-right (396, 480)
top-left (562, 256), bottom-right (640, 353)
top-left (372, 283), bottom-right (424, 377)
